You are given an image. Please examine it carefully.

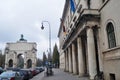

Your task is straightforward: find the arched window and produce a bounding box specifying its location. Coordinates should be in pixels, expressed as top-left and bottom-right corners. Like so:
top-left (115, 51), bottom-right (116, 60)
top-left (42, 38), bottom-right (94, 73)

top-left (106, 22), bottom-right (116, 48)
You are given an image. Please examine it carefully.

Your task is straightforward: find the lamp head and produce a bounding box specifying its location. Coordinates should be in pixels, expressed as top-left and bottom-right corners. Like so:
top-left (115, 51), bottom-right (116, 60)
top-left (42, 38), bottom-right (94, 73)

top-left (41, 23), bottom-right (44, 30)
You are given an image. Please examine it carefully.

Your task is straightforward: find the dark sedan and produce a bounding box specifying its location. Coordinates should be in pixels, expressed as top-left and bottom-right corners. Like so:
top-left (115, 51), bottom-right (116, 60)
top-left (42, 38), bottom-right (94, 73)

top-left (0, 71), bottom-right (23, 80)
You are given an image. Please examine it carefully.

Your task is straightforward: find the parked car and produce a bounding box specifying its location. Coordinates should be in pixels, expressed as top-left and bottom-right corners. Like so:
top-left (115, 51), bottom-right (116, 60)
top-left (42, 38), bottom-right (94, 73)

top-left (34, 68), bottom-right (40, 74)
top-left (6, 67), bottom-right (20, 71)
top-left (20, 69), bottom-right (31, 80)
top-left (12, 70), bottom-right (24, 80)
top-left (0, 71), bottom-right (23, 80)
top-left (0, 67), bottom-right (4, 74)
top-left (35, 67), bottom-right (44, 73)
top-left (29, 68), bottom-right (37, 76)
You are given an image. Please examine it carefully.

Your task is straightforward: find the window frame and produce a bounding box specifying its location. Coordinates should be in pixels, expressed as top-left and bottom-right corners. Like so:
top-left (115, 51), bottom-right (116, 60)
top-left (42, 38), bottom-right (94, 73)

top-left (106, 22), bottom-right (116, 48)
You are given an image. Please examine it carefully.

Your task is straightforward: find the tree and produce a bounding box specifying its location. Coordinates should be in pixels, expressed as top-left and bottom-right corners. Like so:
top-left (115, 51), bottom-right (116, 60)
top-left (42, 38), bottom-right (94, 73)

top-left (1, 54), bottom-right (5, 68)
top-left (36, 58), bottom-right (42, 67)
top-left (42, 52), bottom-right (47, 66)
top-left (0, 50), bottom-right (5, 68)
top-left (52, 44), bottom-right (59, 68)
top-left (0, 51), bottom-right (2, 67)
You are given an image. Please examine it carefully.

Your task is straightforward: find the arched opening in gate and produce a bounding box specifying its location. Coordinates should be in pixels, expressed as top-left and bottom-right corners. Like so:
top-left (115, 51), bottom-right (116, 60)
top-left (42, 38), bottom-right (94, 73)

top-left (8, 59), bottom-right (13, 67)
top-left (17, 54), bottom-right (24, 68)
top-left (27, 59), bottom-right (32, 68)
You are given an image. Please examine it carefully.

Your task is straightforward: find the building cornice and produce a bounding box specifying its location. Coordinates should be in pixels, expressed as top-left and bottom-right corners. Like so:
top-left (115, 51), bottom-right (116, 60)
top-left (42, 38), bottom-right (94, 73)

top-left (62, 9), bottom-right (100, 50)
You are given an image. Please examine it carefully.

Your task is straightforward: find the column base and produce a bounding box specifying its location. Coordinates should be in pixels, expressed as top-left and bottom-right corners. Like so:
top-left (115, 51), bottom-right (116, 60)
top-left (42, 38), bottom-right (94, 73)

top-left (90, 76), bottom-right (95, 80)
top-left (69, 71), bottom-right (73, 73)
top-left (72, 72), bottom-right (77, 75)
top-left (78, 73), bottom-right (85, 77)
top-left (64, 69), bottom-right (68, 72)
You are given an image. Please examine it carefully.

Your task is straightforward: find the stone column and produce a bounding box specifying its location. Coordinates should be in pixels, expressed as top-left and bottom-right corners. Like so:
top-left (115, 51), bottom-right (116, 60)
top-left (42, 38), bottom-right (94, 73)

top-left (77, 37), bottom-right (85, 76)
top-left (64, 52), bottom-right (67, 71)
top-left (70, 46), bottom-right (73, 73)
top-left (32, 63), bottom-right (35, 68)
top-left (5, 53), bottom-right (8, 69)
top-left (72, 43), bottom-right (77, 74)
top-left (66, 50), bottom-right (69, 71)
top-left (87, 27), bottom-right (97, 79)
top-left (65, 51), bottom-right (68, 71)
top-left (24, 63), bottom-right (27, 69)
top-left (13, 52), bottom-right (17, 68)
top-left (64, 51), bottom-right (66, 70)
top-left (32, 53), bottom-right (36, 68)
top-left (24, 52), bottom-right (27, 69)
top-left (68, 47), bottom-right (72, 72)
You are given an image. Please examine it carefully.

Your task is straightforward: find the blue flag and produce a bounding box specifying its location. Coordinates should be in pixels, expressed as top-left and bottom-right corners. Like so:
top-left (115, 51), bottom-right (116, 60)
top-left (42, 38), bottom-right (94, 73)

top-left (70, 0), bottom-right (76, 12)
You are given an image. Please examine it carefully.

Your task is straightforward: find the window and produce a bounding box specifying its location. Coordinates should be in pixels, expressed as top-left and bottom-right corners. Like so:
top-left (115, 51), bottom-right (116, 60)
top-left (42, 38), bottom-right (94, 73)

top-left (106, 22), bottom-right (116, 48)
top-left (110, 73), bottom-right (116, 80)
top-left (102, 0), bottom-right (105, 3)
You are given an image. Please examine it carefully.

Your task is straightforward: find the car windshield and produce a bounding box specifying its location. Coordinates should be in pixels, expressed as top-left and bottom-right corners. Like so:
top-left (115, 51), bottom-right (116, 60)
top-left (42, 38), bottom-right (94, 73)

top-left (0, 67), bottom-right (3, 70)
top-left (0, 71), bottom-right (15, 77)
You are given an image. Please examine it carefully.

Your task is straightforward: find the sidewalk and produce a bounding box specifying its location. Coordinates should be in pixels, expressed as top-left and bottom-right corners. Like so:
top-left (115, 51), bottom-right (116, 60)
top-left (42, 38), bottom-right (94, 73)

top-left (33, 68), bottom-right (89, 80)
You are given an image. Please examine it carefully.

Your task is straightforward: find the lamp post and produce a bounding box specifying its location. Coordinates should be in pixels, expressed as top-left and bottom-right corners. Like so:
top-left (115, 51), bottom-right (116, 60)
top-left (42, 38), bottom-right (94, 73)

top-left (41, 21), bottom-right (51, 61)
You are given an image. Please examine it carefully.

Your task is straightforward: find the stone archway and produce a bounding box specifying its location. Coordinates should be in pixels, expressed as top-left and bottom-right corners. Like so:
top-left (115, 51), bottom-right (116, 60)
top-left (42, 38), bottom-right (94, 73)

top-left (4, 35), bottom-right (37, 69)
top-left (17, 54), bottom-right (24, 68)
top-left (27, 59), bottom-right (32, 68)
top-left (8, 59), bottom-right (13, 67)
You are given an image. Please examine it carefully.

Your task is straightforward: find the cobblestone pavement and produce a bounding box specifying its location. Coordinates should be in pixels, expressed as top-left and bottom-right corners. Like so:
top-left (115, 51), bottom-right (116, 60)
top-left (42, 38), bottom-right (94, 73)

top-left (30, 69), bottom-right (89, 80)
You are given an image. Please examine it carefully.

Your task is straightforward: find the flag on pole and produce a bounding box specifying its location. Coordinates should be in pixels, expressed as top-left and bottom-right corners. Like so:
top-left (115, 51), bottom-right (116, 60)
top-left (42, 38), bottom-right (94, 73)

top-left (60, 18), bottom-right (66, 35)
top-left (63, 25), bottom-right (66, 33)
top-left (70, 0), bottom-right (76, 13)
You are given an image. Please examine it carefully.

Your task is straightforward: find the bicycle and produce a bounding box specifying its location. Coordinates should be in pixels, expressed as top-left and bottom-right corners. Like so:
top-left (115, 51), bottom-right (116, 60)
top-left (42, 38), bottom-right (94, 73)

top-left (94, 71), bottom-right (104, 80)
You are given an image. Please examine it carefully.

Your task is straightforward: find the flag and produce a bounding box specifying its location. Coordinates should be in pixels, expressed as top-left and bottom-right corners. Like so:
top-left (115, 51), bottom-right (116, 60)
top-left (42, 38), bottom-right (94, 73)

top-left (60, 18), bottom-right (66, 35)
top-left (63, 25), bottom-right (66, 35)
top-left (70, 0), bottom-right (76, 12)
top-left (63, 25), bottom-right (66, 33)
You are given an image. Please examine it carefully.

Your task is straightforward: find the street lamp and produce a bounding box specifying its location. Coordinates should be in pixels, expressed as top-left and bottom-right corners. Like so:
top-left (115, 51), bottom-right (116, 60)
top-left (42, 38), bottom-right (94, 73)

top-left (41, 21), bottom-right (51, 61)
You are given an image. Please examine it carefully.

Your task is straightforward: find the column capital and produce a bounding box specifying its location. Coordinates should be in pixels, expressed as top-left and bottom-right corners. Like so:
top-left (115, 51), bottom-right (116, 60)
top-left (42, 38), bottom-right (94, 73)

top-left (86, 21), bottom-right (99, 29)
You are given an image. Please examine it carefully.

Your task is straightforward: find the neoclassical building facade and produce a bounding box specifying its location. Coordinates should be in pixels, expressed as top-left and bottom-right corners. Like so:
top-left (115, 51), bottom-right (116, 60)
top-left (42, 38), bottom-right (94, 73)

top-left (58, 0), bottom-right (120, 80)
top-left (4, 35), bottom-right (37, 69)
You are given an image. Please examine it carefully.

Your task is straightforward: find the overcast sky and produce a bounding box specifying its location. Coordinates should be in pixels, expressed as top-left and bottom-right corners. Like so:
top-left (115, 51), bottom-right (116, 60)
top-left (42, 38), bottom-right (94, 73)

top-left (0, 0), bottom-right (65, 59)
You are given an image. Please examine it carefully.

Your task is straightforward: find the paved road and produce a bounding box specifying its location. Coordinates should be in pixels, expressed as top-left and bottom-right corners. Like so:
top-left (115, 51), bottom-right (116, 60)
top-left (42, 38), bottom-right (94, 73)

top-left (30, 69), bottom-right (89, 80)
